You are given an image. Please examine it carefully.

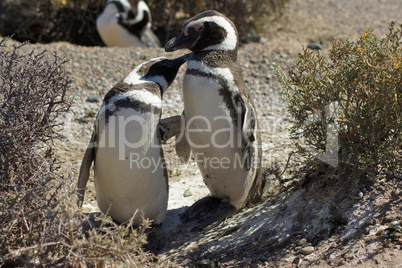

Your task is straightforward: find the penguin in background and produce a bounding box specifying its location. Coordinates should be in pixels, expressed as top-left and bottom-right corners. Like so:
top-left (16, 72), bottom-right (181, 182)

top-left (164, 10), bottom-right (266, 231)
top-left (77, 54), bottom-right (188, 250)
top-left (96, 0), bottom-right (161, 48)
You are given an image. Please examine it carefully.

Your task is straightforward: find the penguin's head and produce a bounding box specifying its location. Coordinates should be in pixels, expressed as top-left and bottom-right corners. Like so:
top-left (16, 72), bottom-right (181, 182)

top-left (136, 54), bottom-right (189, 93)
top-left (106, 0), bottom-right (150, 24)
top-left (165, 10), bottom-right (239, 53)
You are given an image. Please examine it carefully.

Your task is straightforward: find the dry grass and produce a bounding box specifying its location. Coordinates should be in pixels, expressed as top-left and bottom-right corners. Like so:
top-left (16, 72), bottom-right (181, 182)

top-left (0, 38), bottom-right (162, 267)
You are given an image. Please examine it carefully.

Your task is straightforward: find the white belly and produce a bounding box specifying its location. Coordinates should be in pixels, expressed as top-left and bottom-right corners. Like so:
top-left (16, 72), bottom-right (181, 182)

top-left (183, 74), bottom-right (253, 209)
top-left (94, 108), bottom-right (167, 224)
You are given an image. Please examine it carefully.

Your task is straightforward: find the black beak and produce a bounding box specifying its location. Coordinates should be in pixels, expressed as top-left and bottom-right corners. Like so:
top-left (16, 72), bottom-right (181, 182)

top-left (165, 32), bottom-right (198, 52)
top-left (152, 53), bottom-right (190, 90)
top-left (161, 53), bottom-right (190, 67)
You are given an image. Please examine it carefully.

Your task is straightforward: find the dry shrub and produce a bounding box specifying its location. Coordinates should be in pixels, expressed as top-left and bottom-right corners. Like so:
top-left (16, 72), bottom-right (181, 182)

top-left (278, 22), bottom-right (402, 179)
top-left (0, 39), bottom-right (159, 267)
top-left (0, 0), bottom-right (106, 46)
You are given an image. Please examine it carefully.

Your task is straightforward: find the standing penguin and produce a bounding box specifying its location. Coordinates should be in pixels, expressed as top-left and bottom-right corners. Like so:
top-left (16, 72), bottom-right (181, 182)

top-left (164, 10), bottom-right (265, 231)
top-left (96, 0), bottom-right (161, 48)
top-left (77, 54), bottom-right (188, 248)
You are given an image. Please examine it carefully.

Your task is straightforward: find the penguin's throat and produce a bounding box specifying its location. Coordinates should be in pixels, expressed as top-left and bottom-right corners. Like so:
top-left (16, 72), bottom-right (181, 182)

top-left (190, 50), bottom-right (237, 66)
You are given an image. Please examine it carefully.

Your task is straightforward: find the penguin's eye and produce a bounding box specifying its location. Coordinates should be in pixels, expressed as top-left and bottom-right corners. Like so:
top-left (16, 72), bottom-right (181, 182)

top-left (187, 27), bottom-right (197, 35)
top-left (185, 24), bottom-right (204, 36)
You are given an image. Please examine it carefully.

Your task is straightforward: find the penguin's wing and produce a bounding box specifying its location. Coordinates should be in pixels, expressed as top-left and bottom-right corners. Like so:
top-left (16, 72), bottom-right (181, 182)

top-left (159, 112), bottom-right (191, 163)
top-left (159, 115), bottom-right (183, 142)
top-left (236, 95), bottom-right (257, 171)
top-left (141, 27), bottom-right (161, 48)
top-left (76, 130), bottom-right (96, 207)
top-left (175, 133), bottom-right (191, 163)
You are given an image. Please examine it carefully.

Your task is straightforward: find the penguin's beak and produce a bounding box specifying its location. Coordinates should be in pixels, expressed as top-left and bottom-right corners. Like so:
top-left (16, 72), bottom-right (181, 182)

top-left (162, 53), bottom-right (190, 66)
top-left (154, 53), bottom-right (190, 90)
top-left (165, 32), bottom-right (198, 52)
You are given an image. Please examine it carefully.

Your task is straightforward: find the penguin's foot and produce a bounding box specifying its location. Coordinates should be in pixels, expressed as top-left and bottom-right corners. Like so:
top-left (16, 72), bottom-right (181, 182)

top-left (181, 196), bottom-right (237, 232)
top-left (145, 223), bottom-right (164, 253)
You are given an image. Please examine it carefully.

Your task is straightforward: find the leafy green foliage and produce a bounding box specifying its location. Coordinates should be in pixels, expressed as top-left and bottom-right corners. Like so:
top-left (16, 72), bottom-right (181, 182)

top-left (278, 22), bottom-right (402, 175)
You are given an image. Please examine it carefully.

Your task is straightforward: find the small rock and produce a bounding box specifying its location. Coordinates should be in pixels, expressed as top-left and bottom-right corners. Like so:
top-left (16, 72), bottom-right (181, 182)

top-left (86, 96), bottom-right (101, 103)
top-left (300, 246), bottom-right (315, 255)
top-left (389, 220), bottom-right (400, 230)
top-left (296, 238), bottom-right (307, 246)
top-left (292, 255), bottom-right (303, 266)
top-left (183, 189), bottom-right (193, 197)
top-left (307, 42), bottom-right (323, 50)
top-left (198, 259), bottom-right (215, 268)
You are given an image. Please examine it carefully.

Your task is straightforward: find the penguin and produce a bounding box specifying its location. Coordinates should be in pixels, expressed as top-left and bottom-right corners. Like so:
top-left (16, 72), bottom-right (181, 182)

top-left (96, 0), bottom-right (161, 48)
top-left (164, 10), bottom-right (265, 231)
top-left (77, 54), bottom-right (188, 248)
top-left (159, 112), bottom-right (191, 163)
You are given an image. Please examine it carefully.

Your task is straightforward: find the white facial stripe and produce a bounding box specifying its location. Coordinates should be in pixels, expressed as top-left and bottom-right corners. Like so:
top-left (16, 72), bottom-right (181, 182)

top-left (111, 0), bottom-right (130, 9)
top-left (127, 1), bottom-right (151, 24)
top-left (123, 66), bottom-right (144, 85)
top-left (187, 60), bottom-right (238, 92)
top-left (112, 90), bottom-right (161, 106)
top-left (124, 60), bottom-right (169, 89)
top-left (150, 56), bottom-right (167, 61)
top-left (141, 76), bottom-right (168, 91)
top-left (186, 16), bottom-right (237, 51)
top-left (98, 89), bottom-right (161, 116)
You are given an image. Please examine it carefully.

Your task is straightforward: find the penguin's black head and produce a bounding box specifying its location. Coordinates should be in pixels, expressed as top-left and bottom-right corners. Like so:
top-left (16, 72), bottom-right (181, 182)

top-left (137, 54), bottom-right (189, 93)
top-left (165, 10), bottom-right (239, 53)
top-left (109, 0), bottom-right (152, 37)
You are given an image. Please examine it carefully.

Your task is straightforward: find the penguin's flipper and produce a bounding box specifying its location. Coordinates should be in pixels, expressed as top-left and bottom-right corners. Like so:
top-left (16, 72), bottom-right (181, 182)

top-left (236, 95), bottom-right (257, 171)
top-left (181, 196), bottom-right (237, 232)
top-left (159, 112), bottom-right (190, 163)
top-left (175, 131), bottom-right (191, 164)
top-left (159, 115), bottom-right (182, 142)
top-left (77, 131), bottom-right (96, 207)
top-left (141, 28), bottom-right (161, 48)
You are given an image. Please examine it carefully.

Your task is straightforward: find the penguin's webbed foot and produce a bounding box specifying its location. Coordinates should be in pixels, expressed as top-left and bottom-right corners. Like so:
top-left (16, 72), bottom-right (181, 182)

top-left (145, 223), bottom-right (164, 253)
top-left (181, 196), bottom-right (237, 232)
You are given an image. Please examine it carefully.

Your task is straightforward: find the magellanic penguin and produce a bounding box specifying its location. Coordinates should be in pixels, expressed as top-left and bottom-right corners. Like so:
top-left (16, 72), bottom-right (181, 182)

top-left (96, 0), bottom-right (161, 48)
top-left (165, 10), bottom-right (265, 231)
top-left (77, 55), bottom-right (188, 232)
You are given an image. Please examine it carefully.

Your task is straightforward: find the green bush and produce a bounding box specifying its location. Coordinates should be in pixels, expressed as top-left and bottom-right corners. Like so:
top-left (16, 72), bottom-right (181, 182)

top-left (0, 39), bottom-right (157, 266)
top-left (278, 22), bottom-right (402, 177)
top-left (0, 0), bottom-right (288, 46)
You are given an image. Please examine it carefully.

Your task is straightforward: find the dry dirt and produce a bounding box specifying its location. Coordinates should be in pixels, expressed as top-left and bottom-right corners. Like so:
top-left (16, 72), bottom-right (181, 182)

top-left (8, 0), bottom-right (401, 267)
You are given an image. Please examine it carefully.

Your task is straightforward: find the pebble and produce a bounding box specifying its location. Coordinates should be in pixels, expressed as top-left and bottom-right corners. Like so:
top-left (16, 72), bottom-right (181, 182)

top-left (183, 189), bottom-right (193, 197)
top-left (307, 42), bottom-right (323, 50)
top-left (296, 238), bottom-right (307, 246)
top-left (300, 246), bottom-right (315, 255)
top-left (389, 221), bottom-right (400, 230)
top-left (86, 96), bottom-right (101, 103)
